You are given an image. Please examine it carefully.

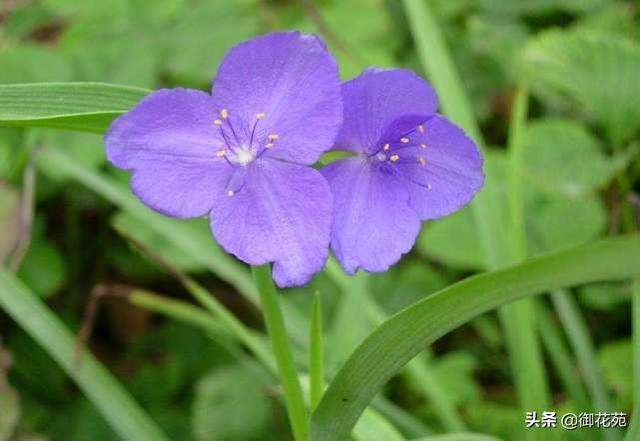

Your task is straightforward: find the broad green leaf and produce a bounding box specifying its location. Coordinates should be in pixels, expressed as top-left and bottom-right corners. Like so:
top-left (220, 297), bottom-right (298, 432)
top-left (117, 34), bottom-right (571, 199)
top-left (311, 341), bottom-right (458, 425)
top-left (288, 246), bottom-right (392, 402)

top-left (529, 195), bottom-right (607, 253)
top-left (598, 340), bottom-right (633, 410)
top-left (192, 363), bottom-right (271, 441)
top-left (0, 45), bottom-right (73, 84)
top-left (0, 269), bottom-right (169, 441)
top-left (523, 119), bottom-right (612, 196)
top-left (0, 83), bottom-right (148, 133)
top-left (311, 235), bottom-right (640, 441)
top-left (524, 31), bottom-right (640, 145)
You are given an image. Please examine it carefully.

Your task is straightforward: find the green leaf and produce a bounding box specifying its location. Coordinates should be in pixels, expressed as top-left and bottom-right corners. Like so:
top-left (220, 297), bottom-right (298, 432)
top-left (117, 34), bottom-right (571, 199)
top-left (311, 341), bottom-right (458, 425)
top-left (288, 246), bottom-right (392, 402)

top-left (0, 82), bottom-right (148, 133)
top-left (529, 195), bottom-right (607, 253)
top-left (523, 119), bottom-right (612, 196)
top-left (191, 363), bottom-right (271, 441)
top-left (598, 339), bottom-right (633, 410)
top-left (411, 434), bottom-right (502, 441)
top-left (0, 268), bottom-right (169, 441)
top-left (524, 31), bottom-right (640, 145)
top-left (17, 235), bottom-right (66, 299)
top-left (311, 235), bottom-right (640, 441)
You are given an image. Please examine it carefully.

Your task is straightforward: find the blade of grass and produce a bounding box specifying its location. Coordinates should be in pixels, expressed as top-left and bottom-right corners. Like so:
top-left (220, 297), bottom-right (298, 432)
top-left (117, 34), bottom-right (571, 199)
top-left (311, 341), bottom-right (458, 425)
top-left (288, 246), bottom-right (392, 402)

top-left (536, 303), bottom-right (591, 410)
top-left (0, 269), bottom-right (169, 441)
top-left (310, 292), bottom-right (325, 409)
top-left (626, 280), bottom-right (640, 441)
top-left (551, 290), bottom-right (621, 441)
top-left (500, 85), bottom-right (551, 440)
top-left (253, 265), bottom-right (309, 441)
top-left (0, 82), bottom-right (147, 133)
top-left (311, 235), bottom-right (640, 441)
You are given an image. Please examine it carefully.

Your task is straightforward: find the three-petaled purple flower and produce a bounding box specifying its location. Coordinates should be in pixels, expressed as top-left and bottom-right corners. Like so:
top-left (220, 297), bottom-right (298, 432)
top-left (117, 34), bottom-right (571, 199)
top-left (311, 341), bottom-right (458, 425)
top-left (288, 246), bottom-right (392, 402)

top-left (321, 68), bottom-right (484, 274)
top-left (105, 32), bottom-right (342, 287)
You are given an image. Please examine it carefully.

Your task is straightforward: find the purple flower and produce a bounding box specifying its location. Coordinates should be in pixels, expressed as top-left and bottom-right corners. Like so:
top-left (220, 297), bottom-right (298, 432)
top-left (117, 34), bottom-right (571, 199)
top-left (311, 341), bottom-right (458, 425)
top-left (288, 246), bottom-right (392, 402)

top-left (105, 32), bottom-right (342, 287)
top-left (321, 68), bottom-right (484, 274)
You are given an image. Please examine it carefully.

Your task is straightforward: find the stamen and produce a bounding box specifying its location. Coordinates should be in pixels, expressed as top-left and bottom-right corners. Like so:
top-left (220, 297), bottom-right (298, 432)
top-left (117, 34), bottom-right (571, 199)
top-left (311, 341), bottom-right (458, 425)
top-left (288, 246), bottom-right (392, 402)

top-left (265, 143), bottom-right (274, 149)
top-left (220, 109), bottom-right (228, 119)
top-left (213, 119), bottom-right (223, 126)
top-left (268, 134), bottom-right (279, 141)
top-left (256, 112), bottom-right (265, 120)
top-left (227, 190), bottom-right (234, 197)
top-left (420, 143), bottom-right (428, 149)
top-left (418, 125), bottom-right (425, 133)
top-left (390, 154), bottom-right (400, 162)
top-left (216, 149), bottom-right (227, 157)
top-left (418, 157), bottom-right (426, 166)
top-left (382, 143), bottom-right (390, 151)
top-left (400, 137), bottom-right (410, 144)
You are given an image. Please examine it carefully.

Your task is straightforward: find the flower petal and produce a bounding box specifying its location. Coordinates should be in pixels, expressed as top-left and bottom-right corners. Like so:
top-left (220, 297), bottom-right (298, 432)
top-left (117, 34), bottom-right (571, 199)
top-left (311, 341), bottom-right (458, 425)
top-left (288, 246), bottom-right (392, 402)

top-left (209, 159), bottom-right (332, 287)
top-left (211, 31), bottom-right (342, 165)
top-left (396, 115), bottom-right (484, 220)
top-left (333, 68), bottom-right (438, 153)
top-left (105, 88), bottom-right (232, 218)
top-left (321, 158), bottom-right (421, 274)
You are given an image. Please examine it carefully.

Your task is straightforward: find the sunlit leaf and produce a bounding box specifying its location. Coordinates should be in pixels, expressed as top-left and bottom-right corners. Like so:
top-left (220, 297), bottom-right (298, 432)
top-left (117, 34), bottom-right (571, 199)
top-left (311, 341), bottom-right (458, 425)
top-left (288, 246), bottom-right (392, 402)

top-left (524, 31), bottom-right (640, 145)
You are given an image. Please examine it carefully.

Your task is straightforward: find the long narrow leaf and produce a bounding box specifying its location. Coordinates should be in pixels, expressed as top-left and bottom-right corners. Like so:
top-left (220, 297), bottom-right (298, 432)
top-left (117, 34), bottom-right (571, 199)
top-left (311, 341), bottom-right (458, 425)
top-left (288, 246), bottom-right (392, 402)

top-left (0, 82), bottom-right (148, 133)
top-left (0, 269), bottom-right (168, 441)
top-left (311, 235), bottom-right (640, 441)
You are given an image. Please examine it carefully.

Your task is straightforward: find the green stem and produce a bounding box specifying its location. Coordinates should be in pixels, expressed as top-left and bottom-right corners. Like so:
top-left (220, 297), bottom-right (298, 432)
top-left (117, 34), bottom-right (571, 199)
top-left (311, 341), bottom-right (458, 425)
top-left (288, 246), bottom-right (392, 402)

top-left (252, 265), bottom-right (309, 441)
top-left (626, 280), bottom-right (640, 441)
top-left (551, 290), bottom-right (620, 441)
top-left (310, 292), bottom-right (325, 410)
top-left (536, 302), bottom-right (591, 410)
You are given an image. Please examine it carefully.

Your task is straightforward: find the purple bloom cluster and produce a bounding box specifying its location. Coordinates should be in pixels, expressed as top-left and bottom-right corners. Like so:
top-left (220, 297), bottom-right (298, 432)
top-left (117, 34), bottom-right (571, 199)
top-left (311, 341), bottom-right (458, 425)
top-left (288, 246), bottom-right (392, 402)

top-left (105, 31), bottom-right (483, 287)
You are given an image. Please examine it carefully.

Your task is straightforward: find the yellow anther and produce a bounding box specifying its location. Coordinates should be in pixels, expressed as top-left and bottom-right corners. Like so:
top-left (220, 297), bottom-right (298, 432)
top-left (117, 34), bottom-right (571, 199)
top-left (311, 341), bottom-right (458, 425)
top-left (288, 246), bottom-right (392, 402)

top-left (227, 190), bottom-right (234, 197)
top-left (220, 109), bottom-right (228, 119)
top-left (390, 154), bottom-right (400, 162)
top-left (420, 143), bottom-right (428, 149)
top-left (268, 134), bottom-right (279, 141)
top-left (213, 119), bottom-right (223, 126)
top-left (265, 143), bottom-right (274, 149)
top-left (256, 112), bottom-right (266, 120)
top-left (418, 157), bottom-right (427, 166)
top-left (216, 149), bottom-right (227, 157)
top-left (418, 125), bottom-right (425, 133)
top-left (400, 137), bottom-right (409, 143)
top-left (382, 143), bottom-right (390, 151)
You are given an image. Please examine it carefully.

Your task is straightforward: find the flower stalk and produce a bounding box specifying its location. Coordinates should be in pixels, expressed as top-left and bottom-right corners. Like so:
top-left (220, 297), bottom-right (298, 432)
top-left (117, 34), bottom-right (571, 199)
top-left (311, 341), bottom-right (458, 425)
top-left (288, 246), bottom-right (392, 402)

top-left (252, 264), bottom-right (309, 441)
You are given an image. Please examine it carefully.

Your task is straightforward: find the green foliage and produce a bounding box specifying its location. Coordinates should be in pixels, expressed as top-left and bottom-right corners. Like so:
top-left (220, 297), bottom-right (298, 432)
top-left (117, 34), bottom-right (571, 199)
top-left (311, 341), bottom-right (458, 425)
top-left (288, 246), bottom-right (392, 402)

top-left (191, 362), bottom-right (272, 441)
top-left (524, 30), bottom-right (640, 146)
top-left (1, 1), bottom-right (639, 440)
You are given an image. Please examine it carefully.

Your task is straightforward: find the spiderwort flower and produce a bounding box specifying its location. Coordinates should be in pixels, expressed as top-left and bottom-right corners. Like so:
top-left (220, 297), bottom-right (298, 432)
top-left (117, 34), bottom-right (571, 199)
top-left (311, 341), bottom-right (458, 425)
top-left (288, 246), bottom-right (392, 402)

top-left (321, 68), bottom-right (484, 274)
top-left (105, 32), bottom-right (342, 287)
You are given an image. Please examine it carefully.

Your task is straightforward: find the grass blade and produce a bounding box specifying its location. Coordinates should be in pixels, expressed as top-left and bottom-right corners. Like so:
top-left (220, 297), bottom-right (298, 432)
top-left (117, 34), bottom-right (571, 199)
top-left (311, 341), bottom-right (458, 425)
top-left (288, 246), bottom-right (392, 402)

top-left (0, 269), bottom-right (169, 441)
top-left (0, 82), bottom-right (147, 133)
top-left (626, 280), bottom-right (640, 440)
top-left (310, 292), bottom-right (325, 409)
top-left (311, 235), bottom-right (640, 441)
top-left (551, 290), bottom-right (621, 441)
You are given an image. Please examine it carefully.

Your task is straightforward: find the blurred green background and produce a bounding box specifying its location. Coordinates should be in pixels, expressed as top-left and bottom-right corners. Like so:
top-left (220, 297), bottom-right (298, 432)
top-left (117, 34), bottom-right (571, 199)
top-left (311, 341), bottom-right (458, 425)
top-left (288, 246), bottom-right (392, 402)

top-left (0, 0), bottom-right (639, 440)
